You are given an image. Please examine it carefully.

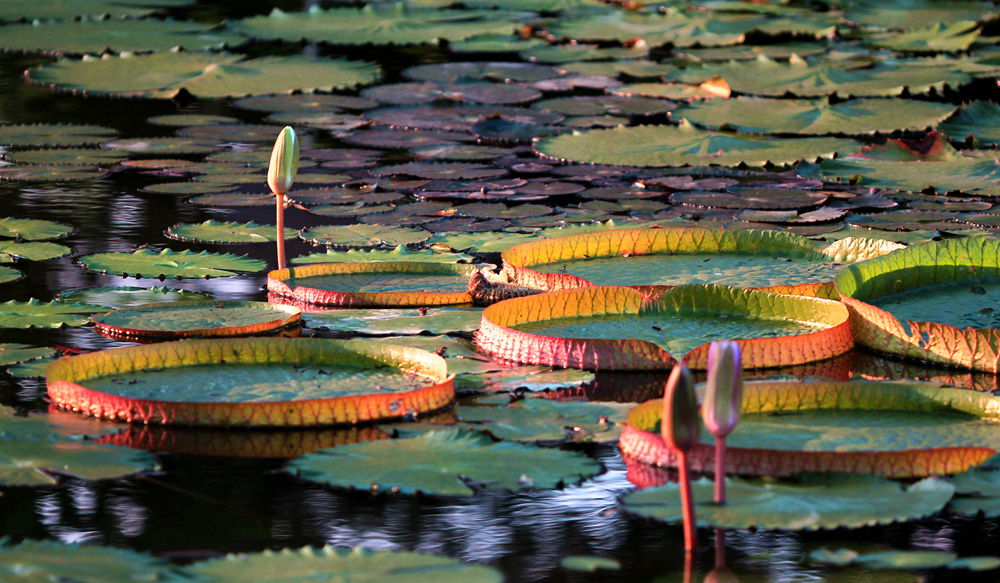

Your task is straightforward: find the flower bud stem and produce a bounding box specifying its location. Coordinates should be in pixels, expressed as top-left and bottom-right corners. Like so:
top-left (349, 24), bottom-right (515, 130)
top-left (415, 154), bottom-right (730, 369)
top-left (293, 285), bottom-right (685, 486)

top-left (677, 450), bottom-right (697, 554)
top-left (275, 195), bottom-right (286, 270)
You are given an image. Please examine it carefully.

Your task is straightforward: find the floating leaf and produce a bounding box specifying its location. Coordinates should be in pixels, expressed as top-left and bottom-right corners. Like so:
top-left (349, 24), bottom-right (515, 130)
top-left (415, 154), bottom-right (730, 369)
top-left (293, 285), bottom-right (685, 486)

top-left (176, 546), bottom-right (501, 582)
top-left (289, 428), bottom-right (600, 495)
top-left (166, 220), bottom-right (297, 244)
top-left (47, 337), bottom-right (454, 427)
top-left (404, 61), bottom-right (561, 83)
top-left (0, 123), bottom-right (115, 147)
top-left (560, 556), bottom-right (621, 572)
top-left (0, 18), bottom-right (244, 55)
top-left (102, 137), bottom-right (218, 154)
top-left (0, 540), bottom-right (169, 582)
top-left (842, 0), bottom-right (997, 29)
top-left (676, 97), bottom-right (954, 135)
top-left (80, 249), bottom-right (266, 278)
top-left (457, 395), bottom-right (629, 443)
top-left (477, 285), bottom-right (852, 371)
top-left (547, 9), bottom-right (747, 47)
top-left (536, 122), bottom-right (858, 167)
top-left (0, 299), bottom-right (101, 329)
top-left (0, 0), bottom-right (194, 21)
top-left (0, 240), bottom-right (69, 261)
top-left (27, 52), bottom-right (381, 99)
top-left (303, 307), bottom-right (482, 336)
top-left (300, 224), bottom-right (431, 248)
top-left (455, 366), bottom-right (594, 393)
top-left (0, 343), bottom-right (56, 366)
top-left (865, 21), bottom-right (980, 53)
top-left (940, 101), bottom-right (1000, 145)
top-left (57, 286), bottom-right (213, 309)
top-left (92, 301), bottom-right (301, 340)
top-left (0, 266), bottom-right (21, 284)
top-left (292, 245), bottom-right (473, 265)
top-left (624, 474), bottom-right (954, 530)
top-left (3, 147), bottom-right (125, 166)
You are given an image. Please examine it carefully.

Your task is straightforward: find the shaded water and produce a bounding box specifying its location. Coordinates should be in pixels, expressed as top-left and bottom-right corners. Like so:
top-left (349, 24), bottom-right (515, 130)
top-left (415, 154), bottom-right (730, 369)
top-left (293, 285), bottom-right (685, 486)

top-left (1, 1), bottom-right (999, 581)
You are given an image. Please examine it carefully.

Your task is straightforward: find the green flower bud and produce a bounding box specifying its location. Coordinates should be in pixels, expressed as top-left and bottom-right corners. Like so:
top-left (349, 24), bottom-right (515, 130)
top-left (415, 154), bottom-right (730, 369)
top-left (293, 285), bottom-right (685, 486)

top-left (267, 126), bottom-right (299, 196)
top-left (662, 363), bottom-right (700, 452)
top-left (703, 341), bottom-right (744, 439)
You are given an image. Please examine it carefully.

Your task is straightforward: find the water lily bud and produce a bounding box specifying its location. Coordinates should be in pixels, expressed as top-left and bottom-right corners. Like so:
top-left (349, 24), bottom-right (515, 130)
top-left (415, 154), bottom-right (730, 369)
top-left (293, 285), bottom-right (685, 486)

top-left (662, 363), bottom-right (700, 452)
top-left (267, 126), bottom-right (299, 196)
top-left (703, 340), bottom-right (744, 439)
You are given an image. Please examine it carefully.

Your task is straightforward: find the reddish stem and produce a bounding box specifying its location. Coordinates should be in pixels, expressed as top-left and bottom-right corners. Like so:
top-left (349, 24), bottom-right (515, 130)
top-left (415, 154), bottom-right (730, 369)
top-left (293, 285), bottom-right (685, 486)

top-left (275, 195), bottom-right (286, 270)
top-left (677, 450), bottom-right (697, 554)
top-left (714, 437), bottom-right (726, 504)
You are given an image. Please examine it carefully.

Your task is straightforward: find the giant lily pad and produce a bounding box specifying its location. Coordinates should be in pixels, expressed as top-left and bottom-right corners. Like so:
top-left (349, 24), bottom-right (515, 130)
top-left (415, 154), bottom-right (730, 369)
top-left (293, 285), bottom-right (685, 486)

top-left (47, 337), bottom-right (454, 427)
top-left (27, 52), bottom-right (381, 99)
top-left (267, 262), bottom-right (475, 307)
top-left (835, 238), bottom-right (1000, 372)
top-left (624, 474), bottom-right (954, 530)
top-left (235, 5), bottom-right (516, 45)
top-left (536, 122), bottom-right (858, 167)
top-left (92, 301), bottom-right (301, 340)
top-left (303, 307), bottom-right (482, 336)
top-left (619, 379), bottom-right (1000, 478)
top-left (676, 97), bottom-right (955, 135)
top-left (80, 249), bottom-right (266, 278)
top-left (0, 540), bottom-right (170, 582)
top-left (0, 299), bottom-right (102, 328)
top-left (477, 285), bottom-right (852, 371)
top-left (174, 546), bottom-right (501, 582)
top-left (0, 18), bottom-right (244, 55)
top-left (166, 220), bottom-right (297, 244)
top-left (288, 428), bottom-right (600, 495)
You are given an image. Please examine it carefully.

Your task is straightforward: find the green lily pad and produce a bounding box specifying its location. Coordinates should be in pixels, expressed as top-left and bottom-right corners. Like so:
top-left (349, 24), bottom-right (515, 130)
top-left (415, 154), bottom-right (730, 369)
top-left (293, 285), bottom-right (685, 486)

top-left (27, 52), bottom-right (381, 99)
top-left (173, 546), bottom-right (501, 583)
top-left (0, 240), bottom-right (70, 261)
top-left (0, 343), bottom-right (56, 366)
top-left (3, 147), bottom-right (126, 166)
top-left (80, 249), bottom-right (267, 278)
top-left (536, 122), bottom-right (858, 167)
top-left (521, 43), bottom-right (650, 64)
top-left (547, 9), bottom-right (746, 47)
top-left (57, 286), bottom-right (213, 308)
top-left (304, 307), bottom-right (481, 336)
top-left (367, 335), bottom-right (480, 359)
top-left (865, 21), bottom-right (981, 53)
top-left (0, 540), bottom-right (169, 582)
top-left (448, 33), bottom-right (546, 54)
top-left (811, 548), bottom-right (963, 570)
top-left (940, 101), bottom-right (1000, 145)
top-left (235, 5), bottom-right (516, 45)
top-left (300, 224), bottom-right (431, 248)
top-left (0, 18), bottom-right (244, 55)
top-left (101, 137), bottom-right (218, 155)
top-left (948, 557), bottom-right (1000, 571)
top-left (147, 113), bottom-right (240, 126)
top-left (676, 97), bottom-right (954, 135)
top-left (0, 0), bottom-right (193, 21)
top-left (0, 123), bottom-right (115, 147)
top-left (457, 395), bottom-right (629, 443)
top-left (0, 299), bottom-right (102, 329)
top-left (623, 474), bottom-right (955, 530)
top-left (678, 41), bottom-right (827, 61)
top-left (427, 231), bottom-right (538, 254)
top-left (0, 266), bottom-right (21, 284)
top-left (93, 301), bottom-right (300, 340)
top-left (455, 367), bottom-right (595, 393)
top-left (8, 356), bottom-right (58, 378)
top-left (292, 245), bottom-right (474, 265)
top-left (289, 428), bottom-right (601, 495)
top-left (166, 220), bottom-right (297, 244)
top-left (560, 556), bottom-right (621, 572)
top-left (842, 0), bottom-right (997, 29)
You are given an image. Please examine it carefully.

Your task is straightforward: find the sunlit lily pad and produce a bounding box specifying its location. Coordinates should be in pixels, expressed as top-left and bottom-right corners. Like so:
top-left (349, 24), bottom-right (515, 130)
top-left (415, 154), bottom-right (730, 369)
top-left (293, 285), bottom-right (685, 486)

top-left (547, 9), bottom-right (746, 47)
top-left (624, 474), bottom-right (954, 530)
top-left (0, 266), bottom-right (21, 284)
top-left (300, 224), bottom-right (431, 248)
top-left (47, 337), bottom-right (454, 426)
top-left (289, 428), bottom-right (600, 495)
top-left (80, 249), bottom-right (266, 278)
top-left (940, 101), bottom-right (1000, 145)
top-left (0, 18), bottom-right (244, 55)
top-left (536, 122), bottom-right (858, 167)
top-left (303, 307), bottom-right (482, 336)
top-left (678, 42), bottom-right (827, 61)
top-left (236, 5), bottom-right (516, 45)
top-left (268, 262), bottom-right (475, 307)
top-left (676, 97), bottom-right (954, 135)
top-left (0, 240), bottom-right (70, 261)
top-left (0, 539), bottom-right (169, 581)
top-left (292, 245), bottom-right (473, 265)
top-left (176, 546), bottom-right (501, 582)
top-left (27, 52), bottom-right (381, 99)
top-left (167, 220), bottom-right (297, 244)
top-left (478, 285), bottom-right (852, 371)
top-left (0, 299), bottom-right (101, 329)
top-left (0, 343), bottom-right (56, 366)
top-left (0, 123), bottom-right (115, 147)
top-left (0, 0), bottom-right (193, 21)
top-left (92, 301), bottom-right (301, 340)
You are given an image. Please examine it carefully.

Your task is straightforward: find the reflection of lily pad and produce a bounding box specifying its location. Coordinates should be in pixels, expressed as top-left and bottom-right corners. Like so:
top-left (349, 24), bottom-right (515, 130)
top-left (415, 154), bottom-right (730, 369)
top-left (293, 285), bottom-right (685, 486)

top-left (27, 52), bottom-right (381, 99)
top-left (57, 286), bottom-right (212, 308)
top-left (290, 428), bottom-right (600, 495)
top-left (80, 249), bottom-right (266, 279)
top-left (624, 474), bottom-right (954, 530)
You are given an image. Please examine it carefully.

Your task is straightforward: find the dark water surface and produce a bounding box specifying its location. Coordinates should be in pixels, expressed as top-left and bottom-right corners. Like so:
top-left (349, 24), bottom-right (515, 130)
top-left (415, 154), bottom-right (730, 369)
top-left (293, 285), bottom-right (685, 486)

top-left (1, 1), bottom-right (999, 581)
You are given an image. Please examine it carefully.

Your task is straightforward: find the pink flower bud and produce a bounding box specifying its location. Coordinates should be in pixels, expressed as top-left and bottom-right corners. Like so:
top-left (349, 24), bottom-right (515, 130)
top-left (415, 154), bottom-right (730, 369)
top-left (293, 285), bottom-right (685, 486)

top-left (267, 126), bottom-right (299, 196)
top-left (662, 363), bottom-right (700, 453)
top-left (703, 341), bottom-right (743, 439)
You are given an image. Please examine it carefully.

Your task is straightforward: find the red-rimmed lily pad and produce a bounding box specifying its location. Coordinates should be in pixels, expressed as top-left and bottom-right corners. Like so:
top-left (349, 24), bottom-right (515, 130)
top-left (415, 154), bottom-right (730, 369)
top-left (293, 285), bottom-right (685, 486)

top-left (92, 301), bottom-right (301, 340)
top-left (47, 337), bottom-right (455, 427)
top-left (166, 220), bottom-right (297, 244)
top-left (835, 238), bottom-right (1000, 372)
top-left (288, 427), bottom-right (600, 496)
top-left (80, 249), bottom-right (266, 278)
top-left (619, 379), bottom-right (1000, 479)
top-left (477, 285), bottom-right (852, 371)
top-left (267, 262), bottom-right (476, 307)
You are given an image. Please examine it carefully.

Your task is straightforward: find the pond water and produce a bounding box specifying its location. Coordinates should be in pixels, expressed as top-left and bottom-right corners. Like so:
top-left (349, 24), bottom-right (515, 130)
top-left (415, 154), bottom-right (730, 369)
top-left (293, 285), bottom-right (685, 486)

top-left (1, 0), bottom-right (999, 581)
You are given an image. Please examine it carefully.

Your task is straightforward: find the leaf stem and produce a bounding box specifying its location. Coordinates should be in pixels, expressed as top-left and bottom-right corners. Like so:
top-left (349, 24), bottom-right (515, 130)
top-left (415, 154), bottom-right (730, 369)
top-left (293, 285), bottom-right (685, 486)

top-left (677, 450), bottom-right (697, 554)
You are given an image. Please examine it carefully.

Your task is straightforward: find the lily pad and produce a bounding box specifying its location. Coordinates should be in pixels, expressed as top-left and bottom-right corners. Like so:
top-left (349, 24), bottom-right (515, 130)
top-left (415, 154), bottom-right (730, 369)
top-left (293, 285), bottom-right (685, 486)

top-left (865, 21), bottom-right (981, 53)
top-left (536, 122), bottom-right (858, 167)
top-left (235, 5), bottom-right (516, 45)
top-left (303, 307), bottom-right (482, 336)
top-left (0, 240), bottom-right (70, 261)
top-left (27, 52), bottom-right (381, 99)
top-left (166, 220), bottom-right (297, 244)
top-left (92, 301), bottom-right (301, 340)
top-left (292, 245), bottom-right (473, 265)
top-left (175, 546), bottom-right (501, 582)
top-left (57, 286), bottom-right (213, 308)
top-left (0, 343), bottom-right (56, 366)
top-left (47, 337), bottom-right (454, 427)
top-left (0, 123), bottom-right (115, 147)
top-left (3, 147), bottom-right (126, 166)
top-left (0, 299), bottom-right (101, 328)
top-left (80, 249), bottom-right (266, 278)
top-left (623, 474), bottom-right (954, 530)
top-left (0, 266), bottom-right (21, 284)
top-left (457, 395), bottom-right (630, 443)
top-left (0, 18), bottom-right (244, 55)
top-left (940, 101), bottom-right (1000, 145)
top-left (842, 0), bottom-right (997, 29)
top-left (477, 285), bottom-right (852, 371)
top-left (289, 427), bottom-right (600, 495)
top-left (404, 61), bottom-right (561, 83)
top-left (455, 366), bottom-right (595, 393)
top-left (300, 224), bottom-right (431, 248)
top-left (0, 539), bottom-right (169, 581)
top-left (0, 0), bottom-right (194, 21)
